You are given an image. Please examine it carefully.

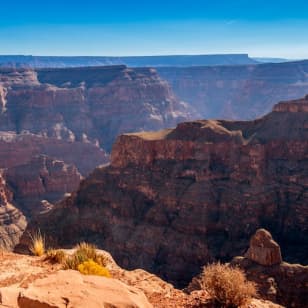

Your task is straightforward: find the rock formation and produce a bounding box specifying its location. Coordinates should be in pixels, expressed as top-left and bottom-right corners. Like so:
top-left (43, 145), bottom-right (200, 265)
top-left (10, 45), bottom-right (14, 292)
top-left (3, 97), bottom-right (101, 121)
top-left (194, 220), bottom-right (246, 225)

top-left (0, 249), bottom-right (282, 308)
top-left (0, 173), bottom-right (26, 249)
top-left (0, 66), bottom-right (194, 152)
top-left (187, 229), bottom-right (307, 307)
top-left (245, 229), bottom-right (282, 266)
top-left (231, 229), bottom-right (308, 308)
top-left (0, 65), bottom-right (193, 246)
top-left (0, 132), bottom-right (108, 176)
top-left (17, 270), bottom-right (152, 308)
top-left (23, 96), bottom-right (308, 287)
top-left (158, 60), bottom-right (308, 119)
top-left (5, 155), bottom-right (81, 216)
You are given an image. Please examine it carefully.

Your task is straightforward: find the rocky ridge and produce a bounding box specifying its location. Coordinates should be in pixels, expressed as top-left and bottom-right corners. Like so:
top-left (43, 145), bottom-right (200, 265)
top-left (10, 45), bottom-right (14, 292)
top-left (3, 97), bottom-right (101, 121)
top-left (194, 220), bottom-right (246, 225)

top-left (24, 96), bottom-right (308, 288)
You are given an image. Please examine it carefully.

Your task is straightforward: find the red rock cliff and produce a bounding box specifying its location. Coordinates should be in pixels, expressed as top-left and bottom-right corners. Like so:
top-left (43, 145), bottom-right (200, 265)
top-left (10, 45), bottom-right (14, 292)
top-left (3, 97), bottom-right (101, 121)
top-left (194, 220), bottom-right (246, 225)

top-left (25, 97), bottom-right (308, 287)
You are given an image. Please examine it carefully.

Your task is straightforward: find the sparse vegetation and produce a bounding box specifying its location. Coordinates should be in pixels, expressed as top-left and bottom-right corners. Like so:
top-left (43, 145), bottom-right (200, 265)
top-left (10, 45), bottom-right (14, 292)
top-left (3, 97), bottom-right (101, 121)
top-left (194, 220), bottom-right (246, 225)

top-left (77, 259), bottom-right (111, 277)
top-left (63, 242), bottom-right (108, 270)
top-left (200, 262), bottom-right (257, 307)
top-left (45, 248), bottom-right (66, 264)
top-left (28, 230), bottom-right (45, 256)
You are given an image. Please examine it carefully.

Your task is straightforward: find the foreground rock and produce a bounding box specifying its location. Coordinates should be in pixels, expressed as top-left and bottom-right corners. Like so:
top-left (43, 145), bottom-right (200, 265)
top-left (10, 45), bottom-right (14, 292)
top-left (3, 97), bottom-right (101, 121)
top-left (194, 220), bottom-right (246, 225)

top-left (0, 250), bottom-right (282, 308)
top-left (17, 270), bottom-right (152, 308)
top-left (23, 97), bottom-right (308, 287)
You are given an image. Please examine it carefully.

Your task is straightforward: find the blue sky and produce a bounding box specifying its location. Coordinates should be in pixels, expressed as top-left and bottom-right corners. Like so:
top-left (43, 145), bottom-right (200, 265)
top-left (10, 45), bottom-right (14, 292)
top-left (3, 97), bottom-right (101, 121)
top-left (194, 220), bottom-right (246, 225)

top-left (1, 0), bottom-right (308, 58)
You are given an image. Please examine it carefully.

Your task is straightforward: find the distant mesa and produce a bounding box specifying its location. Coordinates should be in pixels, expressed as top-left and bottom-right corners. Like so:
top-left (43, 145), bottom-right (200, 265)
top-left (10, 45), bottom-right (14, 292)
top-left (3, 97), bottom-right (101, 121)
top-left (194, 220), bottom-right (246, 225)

top-left (0, 54), bottom-right (257, 68)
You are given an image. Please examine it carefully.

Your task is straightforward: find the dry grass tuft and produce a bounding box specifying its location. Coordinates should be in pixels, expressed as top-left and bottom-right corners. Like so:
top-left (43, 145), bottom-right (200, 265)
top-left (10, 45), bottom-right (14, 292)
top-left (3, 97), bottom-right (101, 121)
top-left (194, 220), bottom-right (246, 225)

top-left (45, 249), bottom-right (66, 264)
top-left (63, 242), bottom-right (108, 270)
top-left (200, 262), bottom-right (257, 307)
top-left (28, 230), bottom-right (45, 256)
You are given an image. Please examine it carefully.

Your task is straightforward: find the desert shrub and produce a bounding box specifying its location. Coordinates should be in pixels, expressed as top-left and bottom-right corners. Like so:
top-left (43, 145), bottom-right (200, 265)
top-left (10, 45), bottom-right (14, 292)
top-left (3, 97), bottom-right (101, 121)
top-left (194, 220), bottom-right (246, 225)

top-left (200, 262), bottom-right (257, 307)
top-left (28, 230), bottom-right (45, 256)
top-left (63, 242), bottom-right (107, 270)
top-left (77, 259), bottom-right (111, 277)
top-left (45, 249), bottom-right (66, 264)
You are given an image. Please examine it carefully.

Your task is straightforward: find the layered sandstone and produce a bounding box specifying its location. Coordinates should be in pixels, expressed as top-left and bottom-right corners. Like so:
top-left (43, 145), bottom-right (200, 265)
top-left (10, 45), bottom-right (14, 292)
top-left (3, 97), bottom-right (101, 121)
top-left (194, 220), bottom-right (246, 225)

top-left (0, 66), bottom-right (194, 152)
top-left (23, 97), bottom-right (308, 287)
top-left (0, 65), bottom-right (193, 245)
top-left (0, 174), bottom-right (26, 249)
top-left (0, 132), bottom-right (107, 176)
top-left (5, 155), bottom-right (81, 216)
top-left (158, 60), bottom-right (308, 119)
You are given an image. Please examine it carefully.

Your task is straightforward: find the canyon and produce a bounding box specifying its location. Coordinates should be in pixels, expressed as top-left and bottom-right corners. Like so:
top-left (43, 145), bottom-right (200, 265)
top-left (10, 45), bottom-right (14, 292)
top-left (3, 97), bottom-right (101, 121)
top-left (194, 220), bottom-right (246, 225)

top-left (158, 60), bottom-right (308, 119)
top-left (0, 65), bottom-right (192, 248)
top-left (23, 96), bottom-right (308, 292)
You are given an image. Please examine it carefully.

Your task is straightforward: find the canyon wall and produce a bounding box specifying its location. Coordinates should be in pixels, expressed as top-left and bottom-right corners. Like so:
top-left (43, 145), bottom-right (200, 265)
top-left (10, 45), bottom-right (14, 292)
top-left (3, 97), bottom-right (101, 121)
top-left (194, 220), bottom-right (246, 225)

top-left (158, 60), bottom-right (308, 119)
top-left (0, 65), bottom-right (193, 247)
top-left (25, 96), bottom-right (308, 286)
top-left (0, 173), bottom-right (26, 248)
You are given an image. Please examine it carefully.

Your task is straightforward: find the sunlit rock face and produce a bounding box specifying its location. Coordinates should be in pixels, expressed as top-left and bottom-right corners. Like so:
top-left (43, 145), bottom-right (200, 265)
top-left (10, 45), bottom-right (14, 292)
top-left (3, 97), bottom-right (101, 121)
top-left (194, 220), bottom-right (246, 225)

top-left (0, 66), bottom-right (195, 152)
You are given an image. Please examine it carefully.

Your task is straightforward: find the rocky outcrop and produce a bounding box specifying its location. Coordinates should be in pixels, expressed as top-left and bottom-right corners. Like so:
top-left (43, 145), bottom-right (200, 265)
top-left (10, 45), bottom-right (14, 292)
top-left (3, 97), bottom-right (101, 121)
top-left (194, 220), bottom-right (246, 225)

top-left (0, 66), bottom-right (194, 152)
top-left (231, 229), bottom-right (308, 308)
top-left (0, 174), bottom-right (26, 249)
top-left (0, 132), bottom-right (108, 176)
top-left (0, 65), bottom-right (193, 250)
top-left (23, 97), bottom-right (308, 287)
top-left (5, 155), bottom-right (81, 216)
top-left (158, 60), bottom-right (308, 119)
top-left (17, 270), bottom-right (152, 308)
top-left (245, 229), bottom-right (282, 266)
top-left (187, 229), bottom-right (307, 307)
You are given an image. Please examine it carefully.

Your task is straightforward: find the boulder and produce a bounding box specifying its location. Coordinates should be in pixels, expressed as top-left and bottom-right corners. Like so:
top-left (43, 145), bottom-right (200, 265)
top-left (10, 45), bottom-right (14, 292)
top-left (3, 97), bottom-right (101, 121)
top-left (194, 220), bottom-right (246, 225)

top-left (18, 270), bottom-right (152, 308)
top-left (245, 229), bottom-right (282, 266)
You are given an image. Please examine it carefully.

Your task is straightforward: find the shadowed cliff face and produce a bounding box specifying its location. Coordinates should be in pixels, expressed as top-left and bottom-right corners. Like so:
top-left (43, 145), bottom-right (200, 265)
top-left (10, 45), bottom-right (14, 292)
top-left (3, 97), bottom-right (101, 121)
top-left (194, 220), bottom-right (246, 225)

top-left (158, 60), bottom-right (308, 120)
top-left (24, 96), bottom-right (308, 287)
top-left (0, 173), bottom-right (26, 249)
